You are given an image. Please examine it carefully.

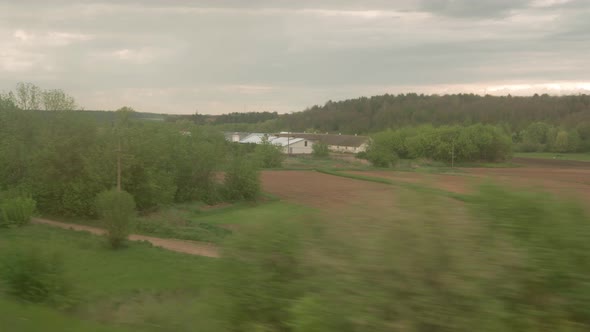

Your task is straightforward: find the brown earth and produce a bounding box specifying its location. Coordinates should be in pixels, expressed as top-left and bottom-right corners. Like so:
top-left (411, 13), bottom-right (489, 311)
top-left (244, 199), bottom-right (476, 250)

top-left (347, 161), bottom-right (590, 203)
top-left (31, 218), bottom-right (220, 258)
top-left (464, 166), bottom-right (590, 201)
top-left (513, 157), bottom-right (590, 169)
top-left (261, 170), bottom-right (396, 211)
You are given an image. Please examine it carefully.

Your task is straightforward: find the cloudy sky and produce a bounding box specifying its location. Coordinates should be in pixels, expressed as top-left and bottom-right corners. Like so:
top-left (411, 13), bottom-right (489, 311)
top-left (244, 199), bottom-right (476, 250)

top-left (1, 0), bottom-right (589, 114)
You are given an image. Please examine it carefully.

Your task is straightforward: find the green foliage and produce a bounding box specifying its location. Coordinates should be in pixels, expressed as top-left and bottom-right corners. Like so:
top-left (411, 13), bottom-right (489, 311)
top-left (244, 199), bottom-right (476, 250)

top-left (0, 249), bottom-right (73, 307)
top-left (0, 224), bottom-right (213, 331)
top-left (210, 185), bottom-right (590, 331)
top-left (470, 184), bottom-right (590, 329)
top-left (42, 89), bottom-right (77, 111)
top-left (516, 122), bottom-right (585, 153)
top-left (95, 189), bottom-right (136, 249)
top-left (224, 157), bottom-right (261, 201)
top-left (254, 137), bottom-right (284, 168)
top-left (0, 107), bottom-right (228, 218)
top-left (273, 93), bottom-right (590, 135)
top-left (369, 124), bottom-right (512, 165)
top-left (312, 141), bottom-right (330, 158)
top-left (0, 196), bottom-right (36, 227)
top-left (214, 215), bottom-right (309, 331)
top-left (366, 133), bottom-right (399, 167)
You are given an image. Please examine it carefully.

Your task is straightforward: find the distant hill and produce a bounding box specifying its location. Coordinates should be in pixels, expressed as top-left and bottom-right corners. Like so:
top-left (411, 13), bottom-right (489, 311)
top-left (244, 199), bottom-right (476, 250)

top-left (266, 93), bottom-right (589, 134)
top-left (76, 110), bottom-right (167, 123)
top-left (170, 93), bottom-right (590, 135)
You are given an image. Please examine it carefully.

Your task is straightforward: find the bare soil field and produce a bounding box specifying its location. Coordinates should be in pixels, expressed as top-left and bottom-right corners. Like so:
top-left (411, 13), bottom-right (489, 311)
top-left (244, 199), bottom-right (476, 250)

top-left (261, 170), bottom-right (395, 210)
top-left (347, 159), bottom-right (590, 203)
top-left (513, 157), bottom-right (590, 169)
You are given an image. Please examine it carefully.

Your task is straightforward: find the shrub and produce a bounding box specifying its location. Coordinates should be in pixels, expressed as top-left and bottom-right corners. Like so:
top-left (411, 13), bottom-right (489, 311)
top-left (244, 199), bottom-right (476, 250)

top-left (95, 189), bottom-right (136, 249)
top-left (355, 151), bottom-right (367, 159)
top-left (0, 196), bottom-right (36, 227)
top-left (0, 249), bottom-right (73, 307)
top-left (224, 157), bottom-right (260, 201)
top-left (254, 137), bottom-right (284, 168)
top-left (312, 142), bottom-right (330, 158)
top-left (366, 138), bottom-right (399, 167)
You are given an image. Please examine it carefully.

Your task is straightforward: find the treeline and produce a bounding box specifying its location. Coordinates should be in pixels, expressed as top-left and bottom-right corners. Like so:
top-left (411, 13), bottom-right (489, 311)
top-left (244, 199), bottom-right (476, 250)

top-left (365, 124), bottom-right (513, 166)
top-left (273, 93), bottom-right (590, 134)
top-left (1, 82), bottom-right (79, 111)
top-left (0, 90), bottom-right (264, 219)
top-left (170, 111), bottom-right (280, 126)
top-left (514, 121), bottom-right (590, 152)
top-left (0, 108), bottom-right (227, 217)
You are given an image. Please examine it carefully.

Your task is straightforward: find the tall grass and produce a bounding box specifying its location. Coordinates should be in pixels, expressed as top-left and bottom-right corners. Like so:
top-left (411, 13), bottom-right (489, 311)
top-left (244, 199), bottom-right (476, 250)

top-left (212, 185), bottom-right (590, 331)
top-left (0, 196), bottom-right (36, 227)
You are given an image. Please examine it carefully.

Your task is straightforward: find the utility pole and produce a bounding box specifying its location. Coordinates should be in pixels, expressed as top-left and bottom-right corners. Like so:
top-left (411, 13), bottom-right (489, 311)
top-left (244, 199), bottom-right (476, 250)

top-left (117, 139), bottom-right (122, 191)
top-left (451, 141), bottom-right (455, 168)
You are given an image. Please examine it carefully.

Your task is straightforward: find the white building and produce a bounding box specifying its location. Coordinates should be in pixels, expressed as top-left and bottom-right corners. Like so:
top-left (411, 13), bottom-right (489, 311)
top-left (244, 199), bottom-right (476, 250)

top-left (270, 137), bottom-right (314, 154)
top-left (229, 132), bottom-right (315, 154)
top-left (275, 133), bottom-right (368, 153)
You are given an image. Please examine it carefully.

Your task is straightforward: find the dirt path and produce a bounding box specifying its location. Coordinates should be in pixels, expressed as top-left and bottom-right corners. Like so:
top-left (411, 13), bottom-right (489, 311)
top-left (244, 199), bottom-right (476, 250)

top-left (31, 218), bottom-right (220, 258)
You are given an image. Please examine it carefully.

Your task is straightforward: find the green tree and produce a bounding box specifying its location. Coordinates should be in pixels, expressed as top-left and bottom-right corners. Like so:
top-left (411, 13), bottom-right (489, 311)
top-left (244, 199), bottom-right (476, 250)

top-left (224, 157), bottom-right (260, 201)
top-left (0, 196), bottom-right (36, 227)
top-left (254, 137), bottom-right (284, 168)
top-left (13, 82), bottom-right (42, 110)
top-left (42, 89), bottom-right (77, 111)
top-left (552, 130), bottom-right (571, 152)
top-left (366, 133), bottom-right (399, 167)
top-left (311, 142), bottom-right (330, 158)
top-left (95, 189), bottom-right (136, 249)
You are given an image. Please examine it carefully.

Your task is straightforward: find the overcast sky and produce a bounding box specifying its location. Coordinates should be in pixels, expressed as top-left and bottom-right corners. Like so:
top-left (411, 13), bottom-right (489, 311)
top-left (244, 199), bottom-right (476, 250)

top-left (1, 0), bottom-right (589, 114)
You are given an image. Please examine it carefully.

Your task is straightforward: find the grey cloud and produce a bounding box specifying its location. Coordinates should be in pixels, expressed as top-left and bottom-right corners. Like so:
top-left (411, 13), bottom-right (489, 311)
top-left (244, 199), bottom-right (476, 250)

top-left (1, 0), bottom-right (589, 114)
top-left (419, 0), bottom-right (530, 17)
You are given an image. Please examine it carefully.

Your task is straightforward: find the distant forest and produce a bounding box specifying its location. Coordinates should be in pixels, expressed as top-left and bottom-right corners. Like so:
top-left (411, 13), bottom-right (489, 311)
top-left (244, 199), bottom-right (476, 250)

top-left (190, 93), bottom-right (590, 135)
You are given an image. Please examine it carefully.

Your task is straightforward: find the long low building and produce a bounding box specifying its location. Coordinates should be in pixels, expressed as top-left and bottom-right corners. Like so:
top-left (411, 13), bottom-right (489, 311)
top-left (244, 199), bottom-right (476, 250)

top-left (275, 133), bottom-right (369, 153)
top-left (233, 133), bottom-right (315, 154)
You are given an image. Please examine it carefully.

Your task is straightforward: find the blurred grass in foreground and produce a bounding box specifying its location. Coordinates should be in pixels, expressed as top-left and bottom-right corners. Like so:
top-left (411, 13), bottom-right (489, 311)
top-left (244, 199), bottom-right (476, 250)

top-left (1, 184), bottom-right (589, 331)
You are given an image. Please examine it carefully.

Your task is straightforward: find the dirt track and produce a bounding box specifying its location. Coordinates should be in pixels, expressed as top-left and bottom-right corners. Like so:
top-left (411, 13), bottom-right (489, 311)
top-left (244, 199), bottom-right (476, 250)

top-left (32, 218), bottom-right (220, 258)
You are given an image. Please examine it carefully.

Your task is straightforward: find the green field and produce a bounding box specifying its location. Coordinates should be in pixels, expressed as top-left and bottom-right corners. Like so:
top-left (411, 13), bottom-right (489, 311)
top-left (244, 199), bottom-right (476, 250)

top-left (0, 224), bottom-right (217, 331)
top-left (514, 152), bottom-right (590, 162)
top-left (47, 200), bottom-right (313, 244)
top-left (0, 200), bottom-right (317, 331)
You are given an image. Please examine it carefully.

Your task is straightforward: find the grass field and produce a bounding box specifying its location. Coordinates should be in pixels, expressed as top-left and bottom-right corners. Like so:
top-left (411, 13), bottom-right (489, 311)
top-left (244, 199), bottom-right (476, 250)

top-left (281, 154), bottom-right (371, 170)
top-left (46, 200), bottom-right (312, 244)
top-left (0, 224), bottom-right (217, 331)
top-left (3, 157), bottom-right (589, 331)
top-left (514, 152), bottom-right (590, 161)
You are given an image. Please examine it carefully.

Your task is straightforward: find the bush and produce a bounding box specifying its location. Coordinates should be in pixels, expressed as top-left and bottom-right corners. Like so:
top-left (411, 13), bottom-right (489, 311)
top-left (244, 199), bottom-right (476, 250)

top-left (95, 189), bottom-right (136, 249)
top-left (312, 142), bottom-right (330, 158)
top-left (355, 151), bottom-right (367, 160)
top-left (0, 249), bottom-right (73, 307)
top-left (224, 157), bottom-right (260, 201)
top-left (254, 138), bottom-right (284, 168)
top-left (0, 196), bottom-right (36, 227)
top-left (369, 124), bottom-right (513, 164)
top-left (366, 138), bottom-right (399, 167)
